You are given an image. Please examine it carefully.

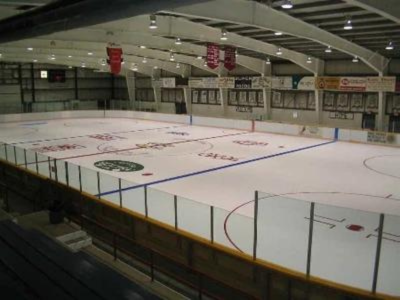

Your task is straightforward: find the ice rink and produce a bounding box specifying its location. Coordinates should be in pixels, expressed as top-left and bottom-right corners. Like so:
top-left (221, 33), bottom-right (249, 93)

top-left (0, 117), bottom-right (399, 296)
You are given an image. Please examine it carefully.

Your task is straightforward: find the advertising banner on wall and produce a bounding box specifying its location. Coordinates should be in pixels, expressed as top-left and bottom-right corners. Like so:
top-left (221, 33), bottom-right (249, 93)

top-left (188, 77), bottom-right (218, 89)
top-left (272, 77), bottom-right (293, 90)
top-left (153, 77), bottom-right (176, 88)
top-left (207, 43), bottom-right (220, 69)
top-left (366, 77), bottom-right (396, 92)
top-left (224, 46), bottom-right (236, 71)
top-left (235, 77), bottom-right (252, 88)
top-left (218, 77), bottom-right (235, 89)
top-left (316, 77), bottom-right (340, 90)
top-left (339, 77), bottom-right (367, 92)
top-left (252, 77), bottom-right (272, 89)
top-left (292, 76), bottom-right (315, 90)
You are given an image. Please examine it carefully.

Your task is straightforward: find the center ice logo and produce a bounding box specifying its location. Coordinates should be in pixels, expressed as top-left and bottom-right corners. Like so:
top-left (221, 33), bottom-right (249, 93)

top-left (94, 160), bottom-right (144, 172)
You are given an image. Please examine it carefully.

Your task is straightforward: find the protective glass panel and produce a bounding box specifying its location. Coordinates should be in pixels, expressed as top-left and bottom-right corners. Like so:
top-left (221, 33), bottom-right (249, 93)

top-left (25, 149), bottom-right (38, 173)
top-left (257, 192), bottom-right (310, 273)
top-left (67, 162), bottom-right (81, 191)
top-left (15, 147), bottom-right (26, 166)
top-left (55, 159), bottom-right (67, 185)
top-left (99, 173), bottom-right (120, 207)
top-left (36, 153), bottom-right (50, 178)
top-left (214, 206), bottom-right (253, 256)
top-left (0, 144), bottom-right (6, 161)
top-left (147, 187), bottom-right (175, 227)
top-left (377, 214), bottom-right (400, 297)
top-left (120, 180), bottom-right (145, 215)
top-left (80, 167), bottom-right (99, 196)
top-left (5, 145), bottom-right (16, 164)
top-left (177, 196), bottom-right (210, 240)
top-left (311, 203), bottom-right (379, 291)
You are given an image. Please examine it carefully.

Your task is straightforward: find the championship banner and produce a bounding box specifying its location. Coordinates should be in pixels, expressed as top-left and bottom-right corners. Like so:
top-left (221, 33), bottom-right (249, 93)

top-left (316, 77), bottom-right (340, 90)
top-left (152, 77), bottom-right (176, 88)
top-left (292, 76), bottom-right (315, 90)
top-left (339, 77), bottom-right (367, 92)
top-left (218, 77), bottom-right (235, 89)
top-left (224, 46), bottom-right (236, 71)
top-left (207, 43), bottom-right (220, 69)
top-left (188, 78), bottom-right (203, 88)
top-left (106, 47), bottom-right (123, 75)
top-left (188, 77), bottom-right (218, 89)
top-left (366, 77), bottom-right (396, 92)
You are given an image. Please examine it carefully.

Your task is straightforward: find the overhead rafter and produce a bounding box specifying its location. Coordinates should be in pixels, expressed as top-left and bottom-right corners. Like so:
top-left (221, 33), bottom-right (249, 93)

top-left (97, 14), bottom-right (322, 74)
top-left (165, 0), bottom-right (389, 74)
top-left (343, 0), bottom-right (400, 25)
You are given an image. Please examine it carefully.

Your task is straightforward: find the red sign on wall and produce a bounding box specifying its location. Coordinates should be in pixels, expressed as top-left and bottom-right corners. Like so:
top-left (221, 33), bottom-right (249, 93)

top-left (107, 47), bottom-right (123, 75)
top-left (224, 46), bottom-right (236, 71)
top-left (207, 43), bottom-right (220, 69)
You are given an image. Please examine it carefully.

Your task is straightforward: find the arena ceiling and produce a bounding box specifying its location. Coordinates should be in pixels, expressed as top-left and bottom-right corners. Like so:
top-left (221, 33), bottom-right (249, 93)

top-left (0, 0), bottom-right (398, 76)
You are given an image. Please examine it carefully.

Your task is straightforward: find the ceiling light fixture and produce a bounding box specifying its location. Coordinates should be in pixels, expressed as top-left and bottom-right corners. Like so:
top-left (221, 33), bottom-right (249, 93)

top-left (220, 29), bottom-right (228, 41)
top-left (169, 52), bottom-right (175, 61)
top-left (386, 41), bottom-right (394, 50)
top-left (281, 0), bottom-right (293, 9)
top-left (142, 57), bottom-right (147, 63)
top-left (352, 56), bottom-right (359, 63)
top-left (176, 62), bottom-right (181, 69)
top-left (274, 32), bottom-right (283, 36)
top-left (307, 57), bottom-right (312, 64)
top-left (276, 48), bottom-right (283, 55)
top-left (325, 46), bottom-right (332, 53)
top-left (196, 55), bottom-right (203, 60)
top-left (175, 37), bottom-right (182, 45)
top-left (149, 15), bottom-right (158, 30)
top-left (33, 59), bottom-right (38, 62)
top-left (266, 57), bottom-right (271, 65)
top-left (88, 52), bottom-right (93, 56)
top-left (140, 45), bottom-right (146, 49)
top-left (344, 17), bottom-right (353, 30)
top-left (27, 47), bottom-right (33, 51)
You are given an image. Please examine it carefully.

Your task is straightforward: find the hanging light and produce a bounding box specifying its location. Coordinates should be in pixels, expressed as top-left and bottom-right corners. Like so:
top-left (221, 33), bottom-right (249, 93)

top-left (352, 56), bottom-right (359, 63)
top-left (276, 48), bottom-right (283, 55)
top-left (33, 59), bottom-right (38, 62)
top-left (68, 55), bottom-right (72, 58)
top-left (196, 55), bottom-right (203, 60)
top-left (153, 66), bottom-right (158, 69)
top-left (307, 57), bottom-right (312, 64)
top-left (325, 46), bottom-right (332, 53)
top-left (139, 45), bottom-right (146, 49)
top-left (203, 59), bottom-right (208, 67)
top-left (344, 17), bottom-right (353, 30)
top-left (121, 61), bottom-right (125, 65)
top-left (386, 41), bottom-right (394, 50)
top-left (88, 52), bottom-right (93, 56)
top-left (68, 66), bottom-right (73, 69)
top-left (265, 57), bottom-right (271, 65)
top-left (176, 62), bottom-right (181, 69)
top-left (101, 60), bottom-right (106, 66)
top-left (142, 57), bottom-right (147, 63)
top-left (169, 52), bottom-right (175, 61)
top-left (220, 29), bottom-right (228, 41)
top-left (235, 50), bottom-right (239, 58)
top-left (81, 63), bottom-right (86, 68)
top-left (281, 0), bottom-right (293, 9)
top-left (175, 37), bottom-right (182, 45)
top-left (149, 15), bottom-right (158, 30)
top-left (132, 63), bottom-right (138, 71)
top-left (274, 32), bottom-right (283, 36)
top-left (27, 47), bottom-right (33, 51)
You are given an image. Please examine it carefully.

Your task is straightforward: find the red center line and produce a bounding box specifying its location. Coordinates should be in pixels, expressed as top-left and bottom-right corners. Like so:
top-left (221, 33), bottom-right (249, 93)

top-left (20, 131), bottom-right (251, 166)
top-left (9, 124), bottom-right (187, 145)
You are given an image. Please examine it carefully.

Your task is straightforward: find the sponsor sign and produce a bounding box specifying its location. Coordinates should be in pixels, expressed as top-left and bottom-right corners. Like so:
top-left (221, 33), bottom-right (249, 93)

top-left (152, 77), bottom-right (176, 88)
top-left (218, 77), bottom-right (235, 89)
top-left (367, 132), bottom-right (395, 144)
top-left (252, 77), bottom-right (272, 89)
top-left (272, 77), bottom-right (293, 90)
top-left (235, 77), bottom-right (252, 89)
top-left (316, 77), bottom-right (340, 90)
top-left (293, 76), bottom-right (315, 90)
top-left (207, 43), bottom-right (220, 69)
top-left (329, 112), bottom-right (354, 120)
top-left (235, 106), bottom-right (253, 113)
top-left (366, 77), bottom-right (396, 92)
top-left (224, 46), bottom-right (236, 71)
top-left (339, 77), bottom-right (367, 92)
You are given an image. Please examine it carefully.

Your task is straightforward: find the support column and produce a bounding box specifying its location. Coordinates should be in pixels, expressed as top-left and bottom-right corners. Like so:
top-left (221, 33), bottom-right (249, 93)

top-left (262, 87), bottom-right (272, 120)
top-left (219, 88), bottom-right (228, 116)
top-left (125, 70), bottom-right (136, 110)
top-left (183, 87), bottom-right (192, 114)
top-left (152, 68), bottom-right (162, 112)
top-left (377, 91), bottom-right (386, 132)
top-left (315, 89), bottom-right (323, 125)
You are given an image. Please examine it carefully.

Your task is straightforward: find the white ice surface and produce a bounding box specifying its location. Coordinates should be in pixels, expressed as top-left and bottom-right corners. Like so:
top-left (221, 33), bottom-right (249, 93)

top-left (0, 117), bottom-right (399, 296)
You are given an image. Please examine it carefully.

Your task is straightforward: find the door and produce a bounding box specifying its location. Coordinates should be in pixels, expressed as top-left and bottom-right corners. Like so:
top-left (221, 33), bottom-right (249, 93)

top-left (362, 113), bottom-right (376, 130)
top-left (389, 115), bottom-right (400, 133)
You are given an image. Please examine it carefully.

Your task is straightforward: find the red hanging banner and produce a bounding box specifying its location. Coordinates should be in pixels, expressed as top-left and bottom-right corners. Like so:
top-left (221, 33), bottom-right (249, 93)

top-left (107, 47), bottom-right (123, 75)
top-left (224, 46), bottom-right (236, 71)
top-left (207, 43), bottom-right (220, 69)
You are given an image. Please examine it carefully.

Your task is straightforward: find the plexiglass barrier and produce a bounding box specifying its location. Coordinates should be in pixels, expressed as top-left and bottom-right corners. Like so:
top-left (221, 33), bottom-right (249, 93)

top-left (0, 142), bottom-right (399, 297)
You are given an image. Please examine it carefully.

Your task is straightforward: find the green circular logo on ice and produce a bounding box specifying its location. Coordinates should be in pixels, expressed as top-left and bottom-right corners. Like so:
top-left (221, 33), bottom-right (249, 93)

top-left (94, 160), bottom-right (144, 172)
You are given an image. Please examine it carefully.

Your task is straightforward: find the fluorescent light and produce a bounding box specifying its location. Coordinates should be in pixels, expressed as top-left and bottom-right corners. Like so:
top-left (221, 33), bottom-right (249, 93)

top-left (220, 29), bottom-right (228, 41)
top-left (175, 37), bottom-right (182, 45)
top-left (276, 48), bottom-right (282, 55)
top-left (149, 15), bottom-right (157, 29)
top-left (274, 32), bottom-right (283, 36)
top-left (325, 46), bottom-right (332, 53)
top-left (344, 18), bottom-right (353, 30)
top-left (352, 56), bottom-right (359, 63)
top-left (281, 0), bottom-right (293, 9)
top-left (386, 41), bottom-right (394, 50)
